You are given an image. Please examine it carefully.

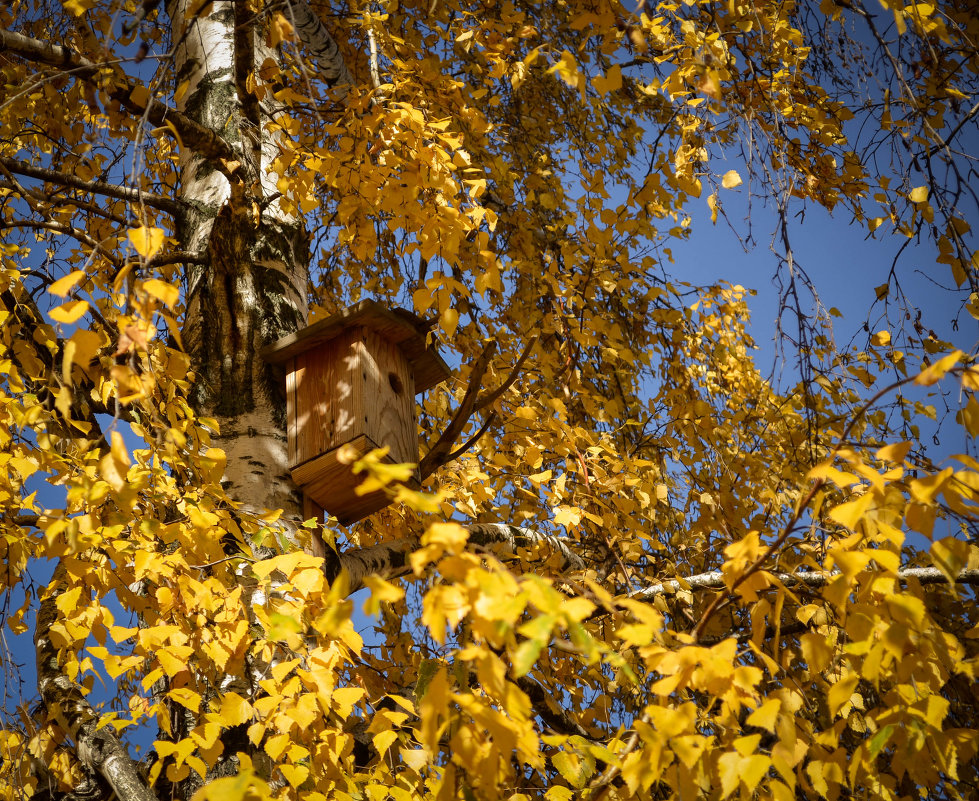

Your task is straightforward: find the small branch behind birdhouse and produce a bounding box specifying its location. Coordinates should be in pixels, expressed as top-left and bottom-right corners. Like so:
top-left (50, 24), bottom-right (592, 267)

top-left (419, 341), bottom-right (496, 479)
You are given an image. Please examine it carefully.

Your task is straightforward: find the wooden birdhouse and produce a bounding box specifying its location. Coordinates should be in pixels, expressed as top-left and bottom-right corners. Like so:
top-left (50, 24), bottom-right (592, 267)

top-left (262, 300), bottom-right (450, 524)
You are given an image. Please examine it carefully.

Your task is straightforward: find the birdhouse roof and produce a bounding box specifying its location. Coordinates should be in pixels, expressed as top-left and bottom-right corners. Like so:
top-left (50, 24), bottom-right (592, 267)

top-left (261, 299), bottom-right (451, 393)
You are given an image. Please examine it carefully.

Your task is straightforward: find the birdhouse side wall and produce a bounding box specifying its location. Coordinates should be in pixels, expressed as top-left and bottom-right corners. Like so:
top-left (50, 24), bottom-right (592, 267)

top-left (360, 328), bottom-right (417, 465)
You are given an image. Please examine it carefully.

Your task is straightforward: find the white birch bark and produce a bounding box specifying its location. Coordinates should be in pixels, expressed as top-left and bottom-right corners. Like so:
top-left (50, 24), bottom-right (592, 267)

top-left (286, 0), bottom-right (354, 94)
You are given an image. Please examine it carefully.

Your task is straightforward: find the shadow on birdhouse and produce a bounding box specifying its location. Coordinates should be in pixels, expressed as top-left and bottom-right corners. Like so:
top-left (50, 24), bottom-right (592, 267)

top-left (262, 300), bottom-right (450, 524)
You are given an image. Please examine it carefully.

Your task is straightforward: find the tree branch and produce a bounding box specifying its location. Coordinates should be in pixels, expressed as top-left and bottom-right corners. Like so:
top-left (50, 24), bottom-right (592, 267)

top-left (465, 522), bottom-right (586, 572)
top-left (419, 336), bottom-right (538, 479)
top-left (0, 29), bottom-right (237, 169)
top-left (0, 220), bottom-right (121, 265)
top-left (474, 335), bottom-right (538, 412)
top-left (633, 566), bottom-right (979, 601)
top-left (35, 561), bottom-right (157, 801)
top-left (691, 371), bottom-right (935, 641)
top-left (419, 342), bottom-right (496, 479)
top-left (0, 156), bottom-right (183, 216)
top-left (322, 522), bottom-right (586, 594)
top-left (285, 0), bottom-right (355, 96)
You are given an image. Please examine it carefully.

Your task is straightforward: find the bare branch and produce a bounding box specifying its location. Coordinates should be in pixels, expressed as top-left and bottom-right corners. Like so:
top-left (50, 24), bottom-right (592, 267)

top-left (419, 341), bottom-right (496, 479)
top-left (0, 29), bottom-right (237, 169)
top-left (474, 335), bottom-right (538, 412)
top-left (0, 219), bottom-right (121, 266)
top-left (419, 336), bottom-right (538, 479)
top-left (0, 156), bottom-right (183, 216)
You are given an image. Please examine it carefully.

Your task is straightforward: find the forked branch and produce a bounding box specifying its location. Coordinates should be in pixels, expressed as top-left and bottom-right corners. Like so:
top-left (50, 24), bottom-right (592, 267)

top-left (419, 336), bottom-right (538, 479)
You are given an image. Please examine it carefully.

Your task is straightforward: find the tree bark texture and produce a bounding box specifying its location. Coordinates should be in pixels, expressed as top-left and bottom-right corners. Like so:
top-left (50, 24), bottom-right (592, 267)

top-left (168, 0), bottom-right (310, 517)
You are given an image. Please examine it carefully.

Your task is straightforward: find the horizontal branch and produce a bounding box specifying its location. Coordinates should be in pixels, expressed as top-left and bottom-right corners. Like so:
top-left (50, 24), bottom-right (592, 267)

top-left (149, 250), bottom-right (208, 266)
top-left (465, 523), bottom-right (586, 572)
top-left (0, 157), bottom-right (183, 216)
top-left (0, 29), bottom-right (236, 168)
top-left (334, 523), bottom-right (587, 594)
top-left (0, 219), bottom-right (118, 262)
top-left (630, 566), bottom-right (979, 601)
top-left (0, 178), bottom-right (130, 226)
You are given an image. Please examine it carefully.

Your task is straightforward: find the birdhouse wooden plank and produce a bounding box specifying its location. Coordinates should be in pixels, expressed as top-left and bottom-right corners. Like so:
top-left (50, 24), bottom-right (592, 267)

top-left (262, 300), bottom-right (450, 524)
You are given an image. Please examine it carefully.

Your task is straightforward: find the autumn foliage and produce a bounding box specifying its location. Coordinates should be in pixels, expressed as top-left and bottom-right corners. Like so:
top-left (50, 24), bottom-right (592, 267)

top-left (0, 0), bottom-right (978, 799)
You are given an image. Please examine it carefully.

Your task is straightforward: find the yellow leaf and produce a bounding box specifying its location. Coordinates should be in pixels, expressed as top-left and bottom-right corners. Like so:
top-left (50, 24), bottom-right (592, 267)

top-left (268, 12), bottom-right (295, 47)
top-left (440, 307), bottom-right (459, 337)
top-left (128, 84), bottom-right (151, 109)
top-left (63, 0), bottom-right (97, 14)
top-left (930, 537), bottom-right (970, 584)
top-left (373, 729), bottom-right (399, 755)
top-left (143, 279), bottom-right (179, 307)
top-left (871, 329), bottom-right (891, 346)
top-left (214, 693), bottom-right (253, 727)
top-left (827, 673), bottom-right (858, 716)
top-left (401, 747), bottom-right (429, 772)
top-left (418, 666), bottom-right (448, 752)
top-left (916, 350), bottom-right (963, 386)
top-left (99, 431), bottom-right (131, 492)
top-left (158, 647), bottom-right (193, 677)
top-left (50, 300), bottom-right (90, 324)
top-left (718, 750), bottom-right (770, 797)
top-left (528, 469), bottom-right (552, 485)
top-left (552, 506), bottom-right (582, 528)
top-left (252, 551), bottom-right (305, 580)
top-left (961, 367), bottom-right (979, 391)
top-left (909, 467), bottom-right (953, 504)
top-left (592, 65), bottom-right (623, 95)
top-left (958, 394), bottom-right (979, 436)
top-left (422, 522), bottom-right (468, 550)
top-left (721, 170), bottom-right (743, 189)
top-left (807, 461), bottom-right (859, 488)
top-left (363, 574), bottom-right (405, 616)
top-left (169, 687), bottom-right (202, 713)
top-left (110, 429), bottom-right (130, 467)
top-left (49, 270), bottom-right (86, 297)
top-left (827, 492), bottom-right (873, 530)
top-left (550, 50), bottom-right (582, 90)
top-left (745, 698), bottom-right (780, 732)
top-left (55, 586), bottom-right (82, 616)
top-left (707, 191), bottom-right (719, 224)
top-left (128, 226), bottom-right (165, 260)
top-left (876, 441), bottom-right (911, 464)
top-left (909, 185), bottom-right (929, 203)
top-left (279, 764), bottom-right (309, 789)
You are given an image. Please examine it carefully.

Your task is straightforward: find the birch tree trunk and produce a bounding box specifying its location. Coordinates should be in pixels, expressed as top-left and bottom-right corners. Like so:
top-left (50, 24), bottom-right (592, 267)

top-left (154, 3), bottom-right (313, 795)
top-left (169, 0), bottom-right (309, 520)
